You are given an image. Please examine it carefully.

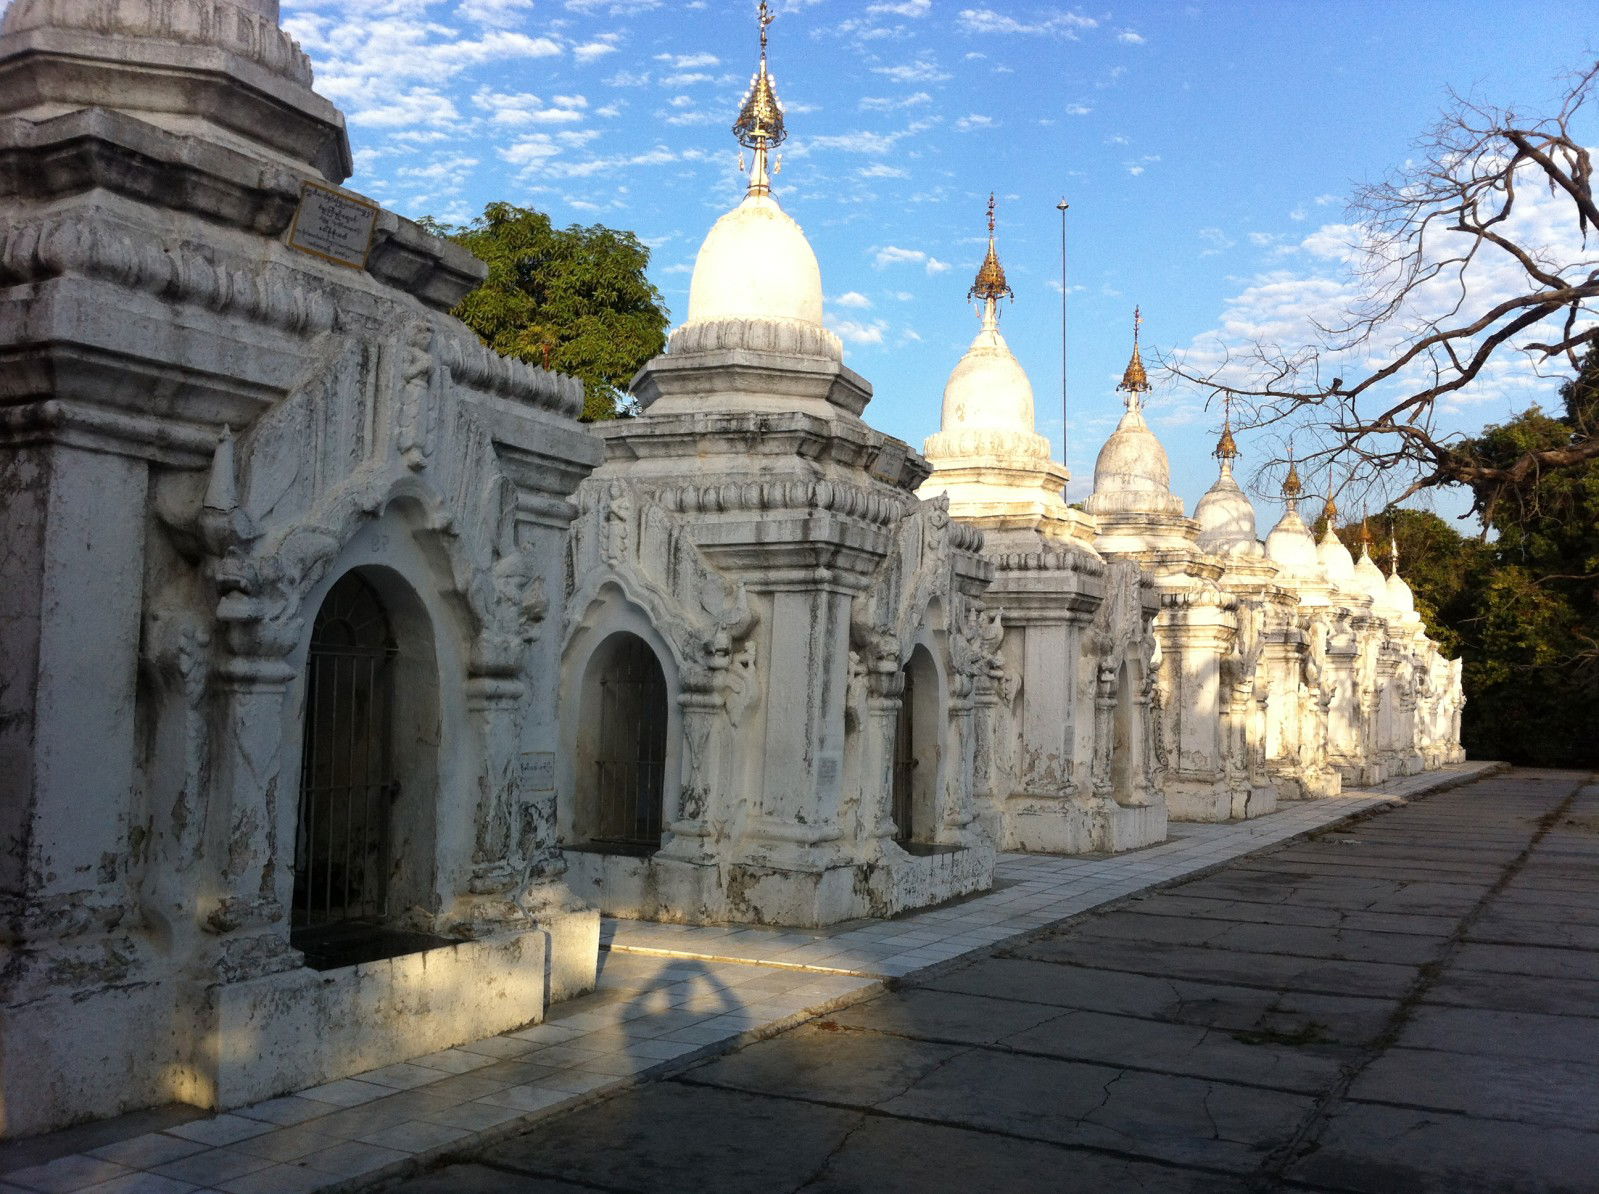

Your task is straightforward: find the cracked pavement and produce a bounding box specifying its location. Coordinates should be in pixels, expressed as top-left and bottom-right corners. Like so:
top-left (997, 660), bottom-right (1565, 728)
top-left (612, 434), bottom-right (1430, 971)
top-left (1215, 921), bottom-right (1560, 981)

top-left (393, 768), bottom-right (1599, 1193)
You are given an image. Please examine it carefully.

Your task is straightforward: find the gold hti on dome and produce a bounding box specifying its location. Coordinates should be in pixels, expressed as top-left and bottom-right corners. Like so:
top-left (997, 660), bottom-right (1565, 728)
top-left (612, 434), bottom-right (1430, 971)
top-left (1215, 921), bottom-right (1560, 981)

top-left (1283, 457), bottom-right (1303, 499)
top-left (968, 193), bottom-right (1014, 306)
top-left (733, 1), bottom-right (787, 153)
top-left (1215, 394), bottom-right (1238, 461)
top-left (1322, 470), bottom-right (1338, 523)
top-left (1117, 306), bottom-right (1152, 403)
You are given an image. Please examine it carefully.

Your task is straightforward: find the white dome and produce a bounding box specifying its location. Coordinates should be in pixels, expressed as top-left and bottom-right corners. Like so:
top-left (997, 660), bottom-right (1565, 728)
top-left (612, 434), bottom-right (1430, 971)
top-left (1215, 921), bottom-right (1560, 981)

top-left (1194, 463), bottom-right (1263, 557)
top-left (941, 323), bottom-right (1034, 434)
top-left (1354, 550), bottom-right (1390, 608)
top-left (1085, 408), bottom-right (1185, 517)
top-left (1387, 570), bottom-right (1417, 616)
top-left (686, 193), bottom-right (823, 327)
top-left (1264, 506), bottom-right (1322, 576)
top-left (1318, 526), bottom-right (1356, 585)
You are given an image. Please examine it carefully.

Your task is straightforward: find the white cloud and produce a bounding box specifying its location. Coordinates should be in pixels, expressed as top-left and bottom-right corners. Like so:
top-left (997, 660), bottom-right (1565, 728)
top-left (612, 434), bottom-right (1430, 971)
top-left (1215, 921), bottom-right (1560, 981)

top-left (1178, 168), bottom-right (1598, 427)
top-left (871, 58), bottom-right (952, 84)
top-left (1116, 29), bottom-right (1146, 44)
top-left (859, 163), bottom-right (910, 178)
top-left (575, 36), bottom-right (621, 63)
top-left (1064, 103), bottom-right (1092, 116)
top-left (831, 318), bottom-right (889, 345)
top-left (874, 245), bottom-right (951, 274)
top-left (835, 291), bottom-right (874, 308)
top-left (655, 52), bottom-right (720, 69)
top-left (474, 88), bottom-right (588, 125)
top-left (867, 0), bottom-right (932, 14)
top-left (957, 7), bottom-right (1098, 36)
top-left (458, 0), bottom-right (535, 26)
top-left (954, 114), bottom-right (996, 132)
top-left (860, 91), bottom-right (933, 111)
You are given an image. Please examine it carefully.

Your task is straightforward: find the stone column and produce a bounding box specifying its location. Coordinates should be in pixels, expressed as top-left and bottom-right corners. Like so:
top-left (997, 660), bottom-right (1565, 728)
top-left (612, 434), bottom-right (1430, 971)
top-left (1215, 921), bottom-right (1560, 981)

top-left (744, 587), bottom-right (851, 862)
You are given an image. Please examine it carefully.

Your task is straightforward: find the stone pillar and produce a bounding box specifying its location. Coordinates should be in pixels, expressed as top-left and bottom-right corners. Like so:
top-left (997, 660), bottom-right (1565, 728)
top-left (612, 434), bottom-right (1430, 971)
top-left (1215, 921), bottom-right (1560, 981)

top-left (745, 587), bottom-right (852, 862)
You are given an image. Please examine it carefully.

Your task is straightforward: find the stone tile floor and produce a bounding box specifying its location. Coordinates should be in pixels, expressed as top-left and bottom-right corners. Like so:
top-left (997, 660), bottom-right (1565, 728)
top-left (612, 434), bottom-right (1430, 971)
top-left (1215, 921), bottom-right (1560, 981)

top-left (0, 762), bottom-right (1499, 1194)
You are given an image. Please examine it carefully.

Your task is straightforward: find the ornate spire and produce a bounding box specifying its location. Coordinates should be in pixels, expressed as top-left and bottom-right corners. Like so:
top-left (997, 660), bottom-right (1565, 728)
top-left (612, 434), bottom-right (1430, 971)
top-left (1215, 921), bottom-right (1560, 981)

top-left (1282, 451), bottom-right (1303, 504)
top-left (1389, 518), bottom-right (1401, 576)
top-left (732, 1), bottom-right (787, 198)
top-left (1321, 468), bottom-right (1338, 526)
top-left (968, 193), bottom-right (1014, 327)
top-left (1117, 306), bottom-right (1151, 412)
top-left (1214, 393), bottom-right (1238, 467)
top-left (1359, 513), bottom-right (1374, 558)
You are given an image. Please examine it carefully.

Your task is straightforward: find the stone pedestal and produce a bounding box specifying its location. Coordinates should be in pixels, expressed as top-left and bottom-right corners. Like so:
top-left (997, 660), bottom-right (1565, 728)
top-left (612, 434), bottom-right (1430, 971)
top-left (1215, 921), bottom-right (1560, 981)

top-left (0, 0), bottom-right (603, 1137)
top-left (557, 323), bottom-right (996, 926)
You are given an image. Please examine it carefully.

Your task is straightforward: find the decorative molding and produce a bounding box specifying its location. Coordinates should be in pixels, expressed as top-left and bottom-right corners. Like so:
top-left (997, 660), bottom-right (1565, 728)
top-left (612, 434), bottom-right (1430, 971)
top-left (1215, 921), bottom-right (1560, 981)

top-left (2, 0), bottom-right (315, 85)
top-left (0, 214), bottom-right (336, 336)
top-left (667, 316), bottom-right (842, 361)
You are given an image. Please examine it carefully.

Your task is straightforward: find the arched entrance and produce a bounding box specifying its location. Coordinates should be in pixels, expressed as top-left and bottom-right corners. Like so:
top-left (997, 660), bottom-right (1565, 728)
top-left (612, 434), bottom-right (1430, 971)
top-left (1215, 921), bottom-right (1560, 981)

top-left (1110, 659), bottom-right (1134, 801)
top-left (578, 632), bottom-right (669, 852)
top-left (891, 646), bottom-right (941, 845)
top-left (293, 571), bottom-right (398, 960)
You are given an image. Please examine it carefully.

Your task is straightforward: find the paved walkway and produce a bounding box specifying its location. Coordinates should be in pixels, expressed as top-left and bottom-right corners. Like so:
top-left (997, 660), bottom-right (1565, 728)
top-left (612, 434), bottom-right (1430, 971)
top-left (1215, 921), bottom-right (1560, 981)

top-left (0, 763), bottom-right (1509, 1193)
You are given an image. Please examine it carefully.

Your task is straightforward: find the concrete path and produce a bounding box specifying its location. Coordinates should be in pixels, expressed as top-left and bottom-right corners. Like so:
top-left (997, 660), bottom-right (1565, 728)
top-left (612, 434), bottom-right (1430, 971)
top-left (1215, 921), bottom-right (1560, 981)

top-left (390, 766), bottom-right (1599, 1194)
top-left (0, 762), bottom-right (1526, 1193)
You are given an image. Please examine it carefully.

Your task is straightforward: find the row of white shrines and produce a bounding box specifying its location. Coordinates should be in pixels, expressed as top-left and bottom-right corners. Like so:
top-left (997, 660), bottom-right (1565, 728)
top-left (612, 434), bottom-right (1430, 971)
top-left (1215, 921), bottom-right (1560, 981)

top-left (0, 0), bottom-right (1462, 1140)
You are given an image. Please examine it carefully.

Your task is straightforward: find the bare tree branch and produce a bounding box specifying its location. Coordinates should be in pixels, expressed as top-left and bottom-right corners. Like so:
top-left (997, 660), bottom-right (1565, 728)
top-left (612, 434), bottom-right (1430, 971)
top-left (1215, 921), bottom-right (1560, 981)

top-left (1166, 61), bottom-right (1599, 516)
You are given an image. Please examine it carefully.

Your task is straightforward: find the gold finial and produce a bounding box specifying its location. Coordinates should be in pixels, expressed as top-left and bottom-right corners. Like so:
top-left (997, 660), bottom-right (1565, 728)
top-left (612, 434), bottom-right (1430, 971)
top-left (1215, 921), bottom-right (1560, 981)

top-left (1322, 469), bottom-right (1338, 524)
top-left (968, 192), bottom-right (1014, 311)
top-left (1214, 393), bottom-right (1238, 462)
top-left (1117, 305), bottom-right (1151, 410)
top-left (1360, 514), bottom-right (1373, 555)
top-left (733, 1), bottom-right (787, 196)
top-left (1283, 455), bottom-right (1302, 500)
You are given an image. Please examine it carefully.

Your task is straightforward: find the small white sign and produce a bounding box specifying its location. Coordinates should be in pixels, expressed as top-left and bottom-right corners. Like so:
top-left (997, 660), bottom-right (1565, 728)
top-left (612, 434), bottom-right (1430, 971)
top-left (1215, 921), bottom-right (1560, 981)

top-left (524, 752), bottom-right (556, 791)
top-left (869, 441), bottom-right (907, 484)
top-left (288, 180), bottom-right (379, 269)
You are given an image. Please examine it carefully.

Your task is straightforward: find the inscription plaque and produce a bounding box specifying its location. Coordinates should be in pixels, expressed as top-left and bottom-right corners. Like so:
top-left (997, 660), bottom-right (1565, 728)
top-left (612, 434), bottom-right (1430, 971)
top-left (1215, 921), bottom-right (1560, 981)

top-left (288, 180), bottom-right (379, 268)
top-left (524, 752), bottom-right (556, 792)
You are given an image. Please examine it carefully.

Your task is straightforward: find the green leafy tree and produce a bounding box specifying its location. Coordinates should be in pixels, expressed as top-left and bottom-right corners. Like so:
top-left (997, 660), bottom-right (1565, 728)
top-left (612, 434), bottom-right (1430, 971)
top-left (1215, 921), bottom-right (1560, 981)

top-left (422, 203), bottom-right (669, 421)
top-left (1368, 344), bottom-right (1599, 766)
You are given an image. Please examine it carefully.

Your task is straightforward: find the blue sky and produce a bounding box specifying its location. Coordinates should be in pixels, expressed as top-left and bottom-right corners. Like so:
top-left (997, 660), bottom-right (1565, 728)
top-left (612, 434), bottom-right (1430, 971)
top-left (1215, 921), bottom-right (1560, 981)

top-left (280, 0), bottom-right (1595, 528)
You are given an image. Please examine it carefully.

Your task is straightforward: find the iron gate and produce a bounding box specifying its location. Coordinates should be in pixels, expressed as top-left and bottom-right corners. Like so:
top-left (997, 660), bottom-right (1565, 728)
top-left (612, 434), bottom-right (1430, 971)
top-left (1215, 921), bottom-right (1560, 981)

top-left (592, 635), bottom-right (667, 851)
top-left (292, 572), bottom-right (398, 945)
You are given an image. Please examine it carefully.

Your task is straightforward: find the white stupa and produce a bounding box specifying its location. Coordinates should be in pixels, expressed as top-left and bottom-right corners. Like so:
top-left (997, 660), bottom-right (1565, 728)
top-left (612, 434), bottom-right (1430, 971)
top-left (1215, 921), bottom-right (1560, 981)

top-left (921, 197), bottom-right (1093, 549)
top-left (1352, 520), bottom-right (1394, 612)
top-left (1263, 458), bottom-right (1331, 605)
top-left (1194, 412), bottom-right (1265, 559)
top-left (1087, 310), bottom-right (1191, 554)
top-left (1385, 531), bottom-right (1423, 627)
top-left (636, 5), bottom-right (858, 417)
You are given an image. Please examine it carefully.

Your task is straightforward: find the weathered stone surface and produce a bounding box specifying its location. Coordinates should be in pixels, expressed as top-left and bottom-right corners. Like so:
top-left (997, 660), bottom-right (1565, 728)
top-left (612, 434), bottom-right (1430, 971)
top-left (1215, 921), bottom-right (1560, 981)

top-left (921, 958), bottom-right (1397, 1046)
top-left (1005, 936), bottom-right (1421, 999)
top-left (877, 1048), bottom-right (1317, 1173)
top-left (1395, 1004), bottom-right (1599, 1061)
top-left (1349, 1047), bottom-right (1599, 1131)
top-left (393, 1164), bottom-right (592, 1193)
top-left (479, 1084), bottom-right (861, 1192)
top-left (681, 1023), bottom-right (966, 1107)
top-left (823, 987), bottom-right (1064, 1046)
top-left (1285, 1102), bottom-right (1599, 1194)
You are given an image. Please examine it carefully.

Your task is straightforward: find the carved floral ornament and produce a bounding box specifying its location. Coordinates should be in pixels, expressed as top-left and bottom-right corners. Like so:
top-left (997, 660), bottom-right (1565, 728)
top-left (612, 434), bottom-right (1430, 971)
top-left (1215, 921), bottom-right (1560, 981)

top-left (565, 479), bottom-right (761, 708)
top-left (185, 324), bottom-right (549, 682)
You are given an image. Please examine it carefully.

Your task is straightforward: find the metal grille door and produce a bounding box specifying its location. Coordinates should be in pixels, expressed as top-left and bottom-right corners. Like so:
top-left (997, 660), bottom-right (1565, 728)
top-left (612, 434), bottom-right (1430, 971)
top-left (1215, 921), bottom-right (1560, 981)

top-left (892, 663), bottom-right (916, 843)
top-left (293, 572), bottom-right (398, 939)
top-left (592, 635), bottom-right (667, 851)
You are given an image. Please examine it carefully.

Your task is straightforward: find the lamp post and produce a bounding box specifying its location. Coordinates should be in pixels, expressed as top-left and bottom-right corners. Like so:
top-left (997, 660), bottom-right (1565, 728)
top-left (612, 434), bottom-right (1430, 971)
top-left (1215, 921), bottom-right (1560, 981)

top-left (1057, 197), bottom-right (1070, 497)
